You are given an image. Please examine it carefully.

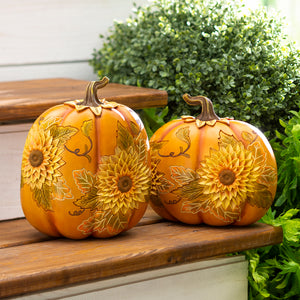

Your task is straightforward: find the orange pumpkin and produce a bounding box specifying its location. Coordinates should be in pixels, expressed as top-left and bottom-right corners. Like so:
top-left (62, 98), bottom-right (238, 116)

top-left (150, 94), bottom-right (277, 226)
top-left (21, 77), bottom-right (151, 239)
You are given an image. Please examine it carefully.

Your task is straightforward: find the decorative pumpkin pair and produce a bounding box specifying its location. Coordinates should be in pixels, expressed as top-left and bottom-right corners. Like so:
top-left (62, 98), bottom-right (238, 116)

top-left (21, 77), bottom-right (277, 239)
top-left (150, 94), bottom-right (277, 226)
top-left (21, 77), bottom-right (151, 239)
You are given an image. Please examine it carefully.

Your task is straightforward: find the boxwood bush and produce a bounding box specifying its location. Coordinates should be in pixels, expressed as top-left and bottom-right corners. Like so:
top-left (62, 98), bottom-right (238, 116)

top-left (90, 0), bottom-right (300, 136)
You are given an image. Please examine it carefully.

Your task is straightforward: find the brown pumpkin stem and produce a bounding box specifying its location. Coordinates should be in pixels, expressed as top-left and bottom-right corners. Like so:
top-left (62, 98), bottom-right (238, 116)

top-left (82, 76), bottom-right (110, 107)
top-left (182, 94), bottom-right (220, 121)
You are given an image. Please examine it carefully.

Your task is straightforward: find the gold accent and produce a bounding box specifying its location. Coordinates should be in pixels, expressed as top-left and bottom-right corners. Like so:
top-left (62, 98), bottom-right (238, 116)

top-left (64, 99), bottom-right (119, 116)
top-left (182, 116), bottom-right (231, 128)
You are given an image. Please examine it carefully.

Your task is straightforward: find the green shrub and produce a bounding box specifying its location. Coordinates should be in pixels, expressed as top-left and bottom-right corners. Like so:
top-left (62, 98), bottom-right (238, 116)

top-left (272, 111), bottom-right (300, 214)
top-left (244, 111), bottom-right (300, 299)
top-left (246, 208), bottom-right (300, 299)
top-left (90, 0), bottom-right (300, 136)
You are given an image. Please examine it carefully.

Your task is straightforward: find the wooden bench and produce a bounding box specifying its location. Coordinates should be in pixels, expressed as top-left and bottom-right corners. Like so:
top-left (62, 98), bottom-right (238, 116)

top-left (0, 78), bottom-right (283, 299)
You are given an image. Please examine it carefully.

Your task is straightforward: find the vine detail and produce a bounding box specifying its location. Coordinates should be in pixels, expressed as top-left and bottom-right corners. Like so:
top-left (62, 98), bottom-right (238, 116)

top-left (158, 127), bottom-right (191, 158)
top-left (65, 120), bottom-right (93, 162)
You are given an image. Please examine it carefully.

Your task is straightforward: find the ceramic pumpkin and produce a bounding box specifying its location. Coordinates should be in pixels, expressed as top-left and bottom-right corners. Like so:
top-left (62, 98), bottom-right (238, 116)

top-left (150, 94), bottom-right (277, 226)
top-left (21, 77), bottom-right (151, 239)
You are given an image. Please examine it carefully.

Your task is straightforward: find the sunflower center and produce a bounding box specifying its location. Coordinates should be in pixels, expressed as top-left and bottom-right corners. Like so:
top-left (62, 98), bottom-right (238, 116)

top-left (29, 150), bottom-right (44, 167)
top-left (219, 169), bottom-right (236, 186)
top-left (117, 175), bottom-right (133, 193)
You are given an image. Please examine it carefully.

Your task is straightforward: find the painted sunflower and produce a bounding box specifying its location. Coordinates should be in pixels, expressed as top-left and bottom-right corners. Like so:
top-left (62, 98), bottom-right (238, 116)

top-left (21, 123), bottom-right (65, 190)
top-left (97, 146), bottom-right (151, 215)
top-left (196, 132), bottom-right (264, 216)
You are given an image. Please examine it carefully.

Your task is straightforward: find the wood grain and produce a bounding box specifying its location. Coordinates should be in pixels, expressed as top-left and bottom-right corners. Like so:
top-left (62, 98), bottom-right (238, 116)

top-left (0, 215), bottom-right (282, 298)
top-left (0, 207), bottom-right (163, 249)
top-left (0, 78), bottom-right (168, 122)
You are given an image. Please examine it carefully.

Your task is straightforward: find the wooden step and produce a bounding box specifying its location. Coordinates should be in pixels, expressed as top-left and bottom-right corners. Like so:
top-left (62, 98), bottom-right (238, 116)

top-left (0, 207), bottom-right (282, 298)
top-left (0, 78), bottom-right (168, 123)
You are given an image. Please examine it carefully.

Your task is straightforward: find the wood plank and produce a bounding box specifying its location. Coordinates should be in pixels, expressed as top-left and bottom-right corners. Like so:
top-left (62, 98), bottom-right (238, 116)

top-left (0, 221), bottom-right (282, 298)
top-left (17, 256), bottom-right (248, 300)
top-left (0, 78), bottom-right (168, 122)
top-left (0, 207), bottom-right (162, 249)
top-left (0, 218), bottom-right (50, 249)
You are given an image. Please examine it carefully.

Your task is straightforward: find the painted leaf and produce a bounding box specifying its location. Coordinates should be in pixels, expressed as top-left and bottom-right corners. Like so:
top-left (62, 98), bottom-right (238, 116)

top-left (247, 182), bottom-right (274, 209)
top-left (74, 187), bottom-right (99, 210)
top-left (20, 174), bottom-right (24, 188)
top-left (170, 166), bottom-right (198, 186)
top-left (136, 138), bottom-right (147, 164)
top-left (130, 121), bottom-right (141, 137)
top-left (157, 176), bottom-right (174, 194)
top-left (33, 185), bottom-right (52, 211)
top-left (73, 169), bottom-right (96, 193)
top-left (52, 178), bottom-right (73, 201)
top-left (218, 131), bottom-right (239, 148)
top-left (50, 124), bottom-right (78, 146)
top-left (248, 142), bottom-right (267, 168)
top-left (176, 127), bottom-right (190, 145)
top-left (258, 166), bottom-right (277, 185)
top-left (90, 211), bottom-right (109, 234)
top-left (107, 212), bottom-right (129, 233)
top-left (212, 204), bottom-right (242, 222)
top-left (39, 116), bottom-right (61, 130)
top-left (81, 119), bottom-right (93, 137)
top-left (77, 215), bottom-right (95, 235)
top-left (181, 199), bottom-right (209, 214)
top-left (241, 131), bottom-right (255, 143)
top-left (91, 211), bottom-right (129, 234)
top-left (150, 140), bottom-right (168, 153)
top-left (117, 121), bottom-right (135, 150)
top-left (172, 179), bottom-right (204, 200)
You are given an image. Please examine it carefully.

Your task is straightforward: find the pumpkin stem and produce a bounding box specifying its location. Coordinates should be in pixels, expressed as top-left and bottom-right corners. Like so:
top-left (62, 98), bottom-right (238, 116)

top-left (182, 94), bottom-right (220, 121)
top-left (82, 77), bottom-right (110, 107)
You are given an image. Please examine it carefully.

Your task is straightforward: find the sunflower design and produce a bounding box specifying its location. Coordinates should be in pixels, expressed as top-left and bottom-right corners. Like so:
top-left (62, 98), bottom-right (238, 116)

top-left (195, 132), bottom-right (262, 218)
top-left (74, 121), bottom-right (151, 234)
top-left (97, 146), bottom-right (151, 215)
top-left (21, 117), bottom-right (77, 210)
top-left (171, 131), bottom-right (276, 222)
top-left (22, 123), bottom-right (64, 190)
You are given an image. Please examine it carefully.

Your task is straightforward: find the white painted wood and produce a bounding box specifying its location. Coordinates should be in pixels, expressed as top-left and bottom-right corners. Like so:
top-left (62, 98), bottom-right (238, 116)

top-left (0, 0), bottom-right (149, 81)
top-left (15, 256), bottom-right (248, 300)
top-left (0, 61), bottom-right (97, 82)
top-left (0, 123), bottom-right (32, 220)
